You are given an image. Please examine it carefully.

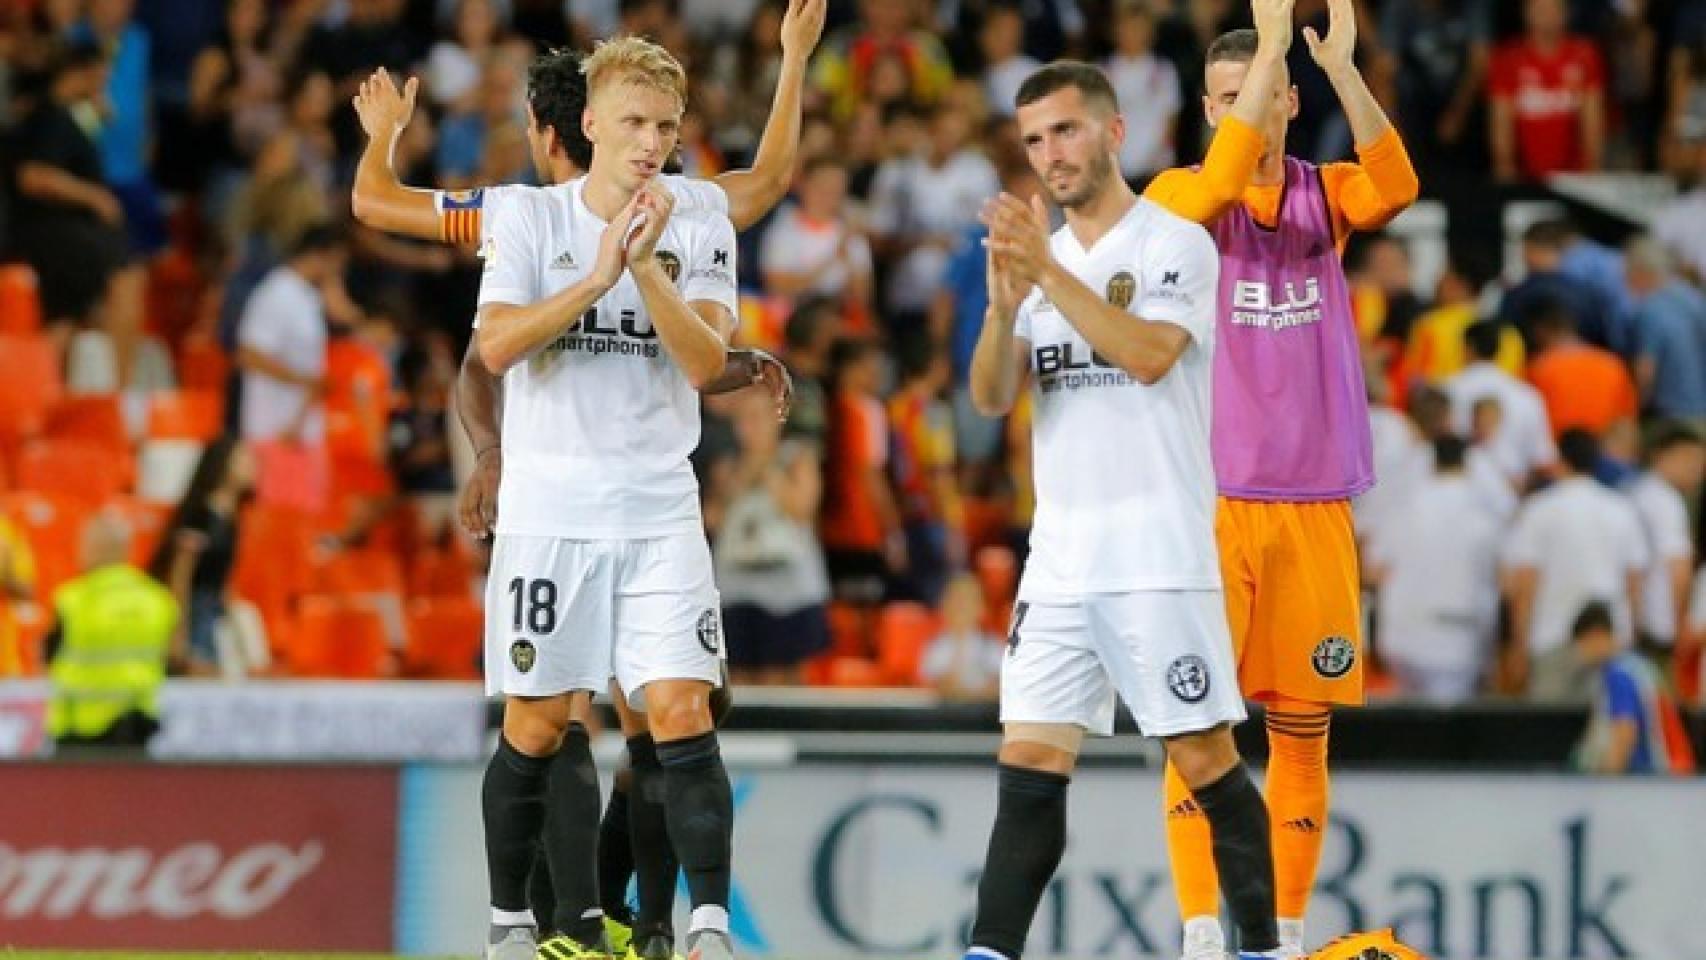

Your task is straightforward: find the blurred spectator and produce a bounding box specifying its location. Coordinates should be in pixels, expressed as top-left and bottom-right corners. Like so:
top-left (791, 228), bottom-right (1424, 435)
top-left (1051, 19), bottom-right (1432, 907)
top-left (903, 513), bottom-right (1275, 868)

top-left (1350, 233), bottom-right (1425, 346)
top-left (813, 0), bottom-right (954, 121)
top-left (287, 66), bottom-right (341, 192)
top-left (1489, 0), bottom-right (1606, 180)
top-left (1569, 602), bottom-right (1696, 773)
top-left (821, 337), bottom-right (905, 619)
top-left (938, 0), bottom-right (1081, 67)
top-left (978, 3), bottom-right (1040, 117)
top-left (1661, 9), bottom-right (1706, 177)
top-left (389, 339), bottom-right (459, 544)
top-left (11, 42), bottom-right (133, 330)
top-left (1409, 384), bottom-right (1518, 520)
top-left (177, 0), bottom-right (285, 199)
top-left (1367, 435), bottom-right (1504, 704)
top-left (1503, 429), bottom-right (1648, 698)
top-left (0, 516), bottom-right (38, 678)
top-left (1105, 1), bottom-right (1180, 182)
top-left (46, 509), bottom-right (179, 752)
top-left (713, 0), bottom-right (789, 158)
top-left (300, 0), bottom-right (420, 94)
top-left (1356, 369), bottom-right (1424, 549)
top-left (759, 155), bottom-right (874, 314)
top-left (1445, 319), bottom-right (1556, 488)
top-left (888, 337), bottom-right (962, 604)
top-left (780, 296), bottom-right (840, 447)
top-left (75, 0), bottom-right (165, 253)
top-left (1500, 220), bottom-right (1612, 351)
top-left (1381, 0), bottom-right (1491, 173)
top-left (930, 159), bottom-right (1036, 474)
top-left (1526, 299), bottom-right (1638, 440)
top-left (148, 437), bottom-right (255, 675)
top-left (437, 54), bottom-right (525, 188)
top-left (920, 572), bottom-right (1002, 702)
top-left (1653, 148), bottom-right (1706, 282)
top-left (868, 101), bottom-right (999, 325)
top-left (425, 0), bottom-right (502, 111)
top-left (1625, 234), bottom-right (1706, 421)
top-left (1625, 423), bottom-right (1703, 659)
top-left (1405, 254), bottom-right (1521, 382)
top-left (236, 224), bottom-right (344, 513)
top-left (714, 392), bottom-right (833, 685)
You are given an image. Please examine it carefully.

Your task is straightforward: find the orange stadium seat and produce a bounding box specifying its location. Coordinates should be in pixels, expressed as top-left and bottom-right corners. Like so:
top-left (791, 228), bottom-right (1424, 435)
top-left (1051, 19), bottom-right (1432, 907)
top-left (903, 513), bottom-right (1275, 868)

top-left (826, 600), bottom-right (870, 658)
top-left (175, 336), bottom-right (229, 393)
top-left (146, 390), bottom-right (223, 441)
top-left (408, 540), bottom-right (476, 599)
top-left (312, 547), bottom-right (406, 597)
top-left (44, 394), bottom-right (129, 451)
top-left (0, 334), bottom-right (62, 442)
top-left (876, 602), bottom-right (940, 686)
top-left (290, 594), bottom-right (393, 678)
top-left (0, 491), bottom-right (86, 602)
top-left (15, 439), bottom-right (130, 504)
top-left (0, 264), bottom-right (42, 336)
top-left (109, 497), bottom-right (172, 569)
top-left (405, 597), bottom-right (483, 680)
top-left (231, 504), bottom-right (316, 642)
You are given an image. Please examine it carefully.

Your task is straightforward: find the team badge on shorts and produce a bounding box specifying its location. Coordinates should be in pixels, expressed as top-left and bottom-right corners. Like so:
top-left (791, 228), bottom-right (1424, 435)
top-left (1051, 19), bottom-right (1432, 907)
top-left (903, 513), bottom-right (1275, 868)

top-left (510, 639), bottom-right (537, 673)
top-left (1106, 270), bottom-right (1136, 309)
top-left (656, 250), bottom-right (682, 284)
top-left (1312, 635), bottom-right (1356, 678)
top-left (696, 609), bottom-right (721, 655)
top-left (1166, 654), bottom-right (1210, 703)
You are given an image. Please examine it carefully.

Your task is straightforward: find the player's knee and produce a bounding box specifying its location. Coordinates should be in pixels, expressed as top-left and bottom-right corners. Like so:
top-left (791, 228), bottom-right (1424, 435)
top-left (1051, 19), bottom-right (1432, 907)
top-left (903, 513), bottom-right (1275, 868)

top-left (1164, 725), bottom-right (1240, 789)
top-left (643, 681), bottom-right (715, 741)
top-left (1000, 725), bottom-right (1082, 774)
top-left (503, 693), bottom-right (588, 756)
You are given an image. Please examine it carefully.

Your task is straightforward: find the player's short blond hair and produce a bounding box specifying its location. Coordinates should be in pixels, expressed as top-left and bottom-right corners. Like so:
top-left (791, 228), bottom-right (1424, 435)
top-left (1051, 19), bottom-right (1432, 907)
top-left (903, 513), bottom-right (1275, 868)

top-left (581, 36), bottom-right (687, 108)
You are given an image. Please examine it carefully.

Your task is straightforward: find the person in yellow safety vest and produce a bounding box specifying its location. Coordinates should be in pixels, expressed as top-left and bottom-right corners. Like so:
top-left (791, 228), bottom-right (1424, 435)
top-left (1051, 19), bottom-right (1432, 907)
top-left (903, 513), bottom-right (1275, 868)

top-left (47, 509), bottom-right (181, 749)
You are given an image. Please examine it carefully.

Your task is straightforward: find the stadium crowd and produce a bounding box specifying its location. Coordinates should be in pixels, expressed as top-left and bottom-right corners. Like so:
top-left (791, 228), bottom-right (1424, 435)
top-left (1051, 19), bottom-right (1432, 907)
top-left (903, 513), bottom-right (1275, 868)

top-left (0, 0), bottom-right (1702, 710)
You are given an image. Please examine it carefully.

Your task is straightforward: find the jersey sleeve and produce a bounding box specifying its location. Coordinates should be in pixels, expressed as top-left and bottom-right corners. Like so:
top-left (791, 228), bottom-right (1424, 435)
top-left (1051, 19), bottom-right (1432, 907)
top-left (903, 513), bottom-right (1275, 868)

top-left (667, 175), bottom-right (731, 217)
top-left (1141, 116), bottom-right (1264, 225)
top-left (432, 186), bottom-right (495, 246)
top-left (476, 196), bottom-right (540, 308)
top-left (1137, 218), bottom-right (1219, 344)
top-left (1319, 130), bottom-right (1420, 241)
top-left (682, 213), bottom-right (740, 325)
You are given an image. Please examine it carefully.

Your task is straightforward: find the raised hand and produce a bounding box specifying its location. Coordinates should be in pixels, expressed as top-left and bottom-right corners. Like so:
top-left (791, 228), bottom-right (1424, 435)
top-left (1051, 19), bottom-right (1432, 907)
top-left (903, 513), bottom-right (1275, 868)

top-left (780, 0), bottom-right (828, 60)
top-left (353, 67), bottom-right (418, 139)
top-left (1252, 0), bottom-right (1296, 56)
top-left (1303, 0), bottom-right (1356, 75)
top-left (982, 193), bottom-right (1053, 288)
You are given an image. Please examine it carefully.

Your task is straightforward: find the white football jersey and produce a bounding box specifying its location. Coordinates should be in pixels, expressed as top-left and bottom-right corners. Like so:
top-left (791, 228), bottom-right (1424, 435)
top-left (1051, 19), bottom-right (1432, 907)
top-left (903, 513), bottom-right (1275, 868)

top-left (476, 177), bottom-right (740, 539)
top-left (1013, 198), bottom-right (1222, 599)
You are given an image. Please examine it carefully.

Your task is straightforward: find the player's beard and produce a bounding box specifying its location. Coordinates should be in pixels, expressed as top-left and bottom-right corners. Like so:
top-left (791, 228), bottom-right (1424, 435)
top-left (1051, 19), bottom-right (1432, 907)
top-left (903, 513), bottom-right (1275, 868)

top-left (1048, 146), bottom-right (1115, 211)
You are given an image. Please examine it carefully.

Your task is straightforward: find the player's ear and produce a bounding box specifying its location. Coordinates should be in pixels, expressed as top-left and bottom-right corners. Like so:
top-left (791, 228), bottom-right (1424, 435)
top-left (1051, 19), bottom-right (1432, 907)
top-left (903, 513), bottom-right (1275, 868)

top-left (582, 105), bottom-right (597, 146)
top-left (1200, 93), bottom-right (1216, 129)
top-left (1106, 109), bottom-right (1126, 154)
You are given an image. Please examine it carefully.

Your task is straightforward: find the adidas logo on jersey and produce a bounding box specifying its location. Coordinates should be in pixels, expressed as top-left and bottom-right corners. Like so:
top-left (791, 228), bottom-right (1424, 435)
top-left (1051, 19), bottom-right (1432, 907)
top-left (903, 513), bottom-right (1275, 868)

top-left (550, 250), bottom-right (578, 270)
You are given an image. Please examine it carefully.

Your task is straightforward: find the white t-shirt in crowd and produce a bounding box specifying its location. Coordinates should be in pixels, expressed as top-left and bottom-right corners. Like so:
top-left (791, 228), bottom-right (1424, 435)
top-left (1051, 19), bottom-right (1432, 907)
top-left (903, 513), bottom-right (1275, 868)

top-left (868, 149), bottom-right (1000, 312)
top-left (1106, 51), bottom-right (1181, 178)
top-left (1013, 198), bottom-right (1221, 598)
top-left (1625, 472), bottom-right (1695, 644)
top-left (1368, 474), bottom-right (1505, 673)
top-left (1445, 362), bottom-right (1556, 484)
top-left (758, 204), bottom-right (872, 299)
top-left (1353, 404), bottom-right (1423, 546)
top-left (476, 177), bottom-right (740, 539)
top-left (1503, 477), bottom-right (1649, 655)
top-left (238, 265), bottom-right (326, 444)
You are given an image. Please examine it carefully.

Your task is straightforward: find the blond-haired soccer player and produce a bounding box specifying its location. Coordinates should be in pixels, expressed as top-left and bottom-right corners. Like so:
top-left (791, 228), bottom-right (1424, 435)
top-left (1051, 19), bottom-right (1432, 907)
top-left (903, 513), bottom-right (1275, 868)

top-left (470, 36), bottom-right (743, 960)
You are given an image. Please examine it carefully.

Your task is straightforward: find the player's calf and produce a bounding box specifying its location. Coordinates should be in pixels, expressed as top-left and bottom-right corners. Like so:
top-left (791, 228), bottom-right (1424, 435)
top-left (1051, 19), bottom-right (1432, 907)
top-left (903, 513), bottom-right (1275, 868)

top-left (1164, 726), bottom-right (1281, 959)
top-left (646, 679), bottom-right (734, 949)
